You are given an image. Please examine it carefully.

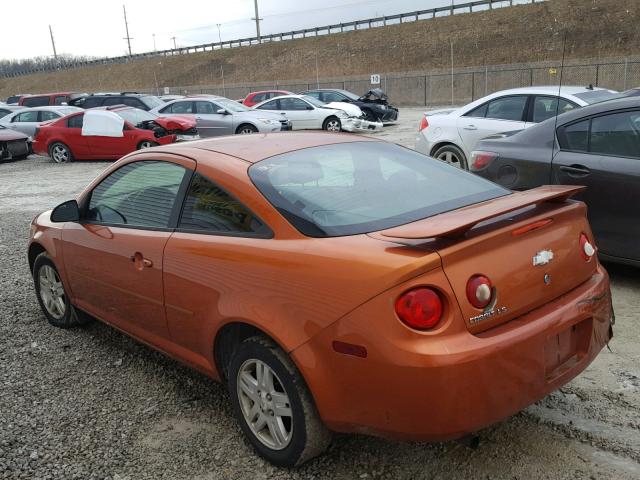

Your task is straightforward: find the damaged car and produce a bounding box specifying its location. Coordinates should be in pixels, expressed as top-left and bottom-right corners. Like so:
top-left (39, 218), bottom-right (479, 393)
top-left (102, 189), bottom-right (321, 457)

top-left (302, 88), bottom-right (399, 124)
top-left (254, 94), bottom-right (382, 132)
top-left (0, 125), bottom-right (31, 161)
top-left (33, 108), bottom-right (198, 163)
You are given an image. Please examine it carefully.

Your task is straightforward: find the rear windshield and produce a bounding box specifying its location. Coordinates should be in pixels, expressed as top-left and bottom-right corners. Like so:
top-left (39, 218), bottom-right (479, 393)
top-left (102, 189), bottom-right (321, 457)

top-left (249, 142), bottom-right (509, 237)
top-left (573, 90), bottom-right (620, 105)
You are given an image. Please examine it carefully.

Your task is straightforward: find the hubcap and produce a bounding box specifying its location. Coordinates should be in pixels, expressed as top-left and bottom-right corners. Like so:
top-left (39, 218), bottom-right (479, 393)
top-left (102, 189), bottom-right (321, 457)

top-left (140, 142), bottom-right (153, 149)
top-left (437, 150), bottom-right (463, 169)
top-left (239, 128), bottom-right (255, 134)
top-left (326, 120), bottom-right (341, 132)
top-left (52, 145), bottom-right (68, 163)
top-left (237, 359), bottom-right (293, 450)
top-left (38, 265), bottom-right (66, 320)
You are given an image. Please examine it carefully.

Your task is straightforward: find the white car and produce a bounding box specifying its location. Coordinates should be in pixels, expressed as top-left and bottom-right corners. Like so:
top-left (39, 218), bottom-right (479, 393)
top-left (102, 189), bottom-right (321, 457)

top-left (253, 94), bottom-right (360, 132)
top-left (0, 106), bottom-right (83, 137)
top-left (415, 86), bottom-right (619, 169)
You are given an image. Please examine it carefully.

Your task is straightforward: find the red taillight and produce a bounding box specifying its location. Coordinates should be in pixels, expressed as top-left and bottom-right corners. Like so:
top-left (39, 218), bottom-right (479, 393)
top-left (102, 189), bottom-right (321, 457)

top-left (580, 233), bottom-right (596, 262)
top-left (395, 287), bottom-right (443, 330)
top-left (470, 151), bottom-right (498, 170)
top-left (466, 275), bottom-right (493, 309)
top-left (418, 116), bottom-right (429, 132)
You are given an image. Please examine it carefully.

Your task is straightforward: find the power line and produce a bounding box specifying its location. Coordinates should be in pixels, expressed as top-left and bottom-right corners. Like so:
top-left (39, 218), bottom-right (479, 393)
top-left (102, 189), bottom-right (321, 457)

top-left (123, 4), bottom-right (133, 56)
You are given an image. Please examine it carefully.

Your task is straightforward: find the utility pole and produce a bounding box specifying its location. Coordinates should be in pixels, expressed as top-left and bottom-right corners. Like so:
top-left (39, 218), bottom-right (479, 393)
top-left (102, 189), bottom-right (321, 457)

top-left (123, 5), bottom-right (133, 56)
top-left (216, 24), bottom-right (223, 45)
top-left (152, 33), bottom-right (156, 52)
top-left (49, 25), bottom-right (58, 61)
top-left (171, 36), bottom-right (177, 49)
top-left (252, 0), bottom-right (263, 43)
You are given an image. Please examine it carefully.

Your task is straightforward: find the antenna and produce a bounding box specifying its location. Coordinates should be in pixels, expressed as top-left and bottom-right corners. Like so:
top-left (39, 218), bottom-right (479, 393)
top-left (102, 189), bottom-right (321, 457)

top-left (123, 5), bottom-right (133, 56)
top-left (550, 31), bottom-right (567, 173)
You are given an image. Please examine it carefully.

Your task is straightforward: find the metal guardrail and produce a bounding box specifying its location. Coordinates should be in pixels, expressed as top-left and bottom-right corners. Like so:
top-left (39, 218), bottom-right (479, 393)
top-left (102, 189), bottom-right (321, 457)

top-left (1, 0), bottom-right (541, 78)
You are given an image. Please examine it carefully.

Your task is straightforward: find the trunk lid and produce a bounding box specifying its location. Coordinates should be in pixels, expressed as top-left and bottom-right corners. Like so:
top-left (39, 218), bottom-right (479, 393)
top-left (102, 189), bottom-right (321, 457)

top-left (379, 186), bottom-right (598, 333)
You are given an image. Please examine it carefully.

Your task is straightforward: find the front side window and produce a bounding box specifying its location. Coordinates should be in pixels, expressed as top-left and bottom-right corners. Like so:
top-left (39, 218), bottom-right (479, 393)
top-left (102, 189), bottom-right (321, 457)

top-left (195, 101), bottom-right (215, 114)
top-left (532, 96), bottom-right (577, 123)
top-left (121, 97), bottom-right (145, 109)
top-left (82, 97), bottom-right (103, 109)
top-left (257, 100), bottom-right (279, 110)
top-left (252, 93), bottom-right (267, 103)
top-left (249, 142), bottom-right (508, 237)
top-left (590, 111), bottom-right (640, 158)
top-left (278, 98), bottom-right (310, 111)
top-left (23, 96), bottom-right (50, 107)
top-left (14, 111), bottom-right (39, 122)
top-left (86, 161), bottom-right (187, 228)
top-left (179, 173), bottom-right (268, 235)
top-left (485, 96), bottom-right (528, 121)
top-left (53, 96), bottom-right (68, 105)
top-left (322, 92), bottom-right (347, 103)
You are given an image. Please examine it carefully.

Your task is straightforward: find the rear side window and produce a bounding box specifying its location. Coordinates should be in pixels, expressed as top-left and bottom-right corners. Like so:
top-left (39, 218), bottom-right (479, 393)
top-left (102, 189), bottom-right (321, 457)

top-left (485, 96), bottom-right (528, 121)
top-left (179, 173), bottom-right (268, 235)
top-left (23, 96), bottom-right (50, 107)
top-left (532, 96), bottom-right (577, 123)
top-left (67, 115), bottom-right (84, 128)
top-left (249, 142), bottom-right (508, 237)
top-left (251, 93), bottom-right (267, 103)
top-left (559, 119), bottom-right (589, 151)
top-left (53, 96), bottom-right (68, 105)
top-left (590, 111), bottom-right (640, 158)
top-left (256, 100), bottom-right (279, 110)
top-left (40, 111), bottom-right (60, 121)
top-left (87, 161), bottom-right (187, 228)
top-left (465, 103), bottom-right (488, 118)
top-left (121, 97), bottom-right (145, 109)
top-left (278, 98), bottom-right (310, 111)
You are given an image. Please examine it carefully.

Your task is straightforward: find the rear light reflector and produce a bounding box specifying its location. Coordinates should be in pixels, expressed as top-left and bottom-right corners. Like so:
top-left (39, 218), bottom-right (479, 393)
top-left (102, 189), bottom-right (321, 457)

top-left (580, 233), bottom-right (596, 261)
top-left (470, 151), bottom-right (498, 170)
top-left (395, 287), bottom-right (443, 330)
top-left (332, 341), bottom-right (367, 358)
top-left (418, 116), bottom-right (429, 132)
top-left (466, 275), bottom-right (493, 309)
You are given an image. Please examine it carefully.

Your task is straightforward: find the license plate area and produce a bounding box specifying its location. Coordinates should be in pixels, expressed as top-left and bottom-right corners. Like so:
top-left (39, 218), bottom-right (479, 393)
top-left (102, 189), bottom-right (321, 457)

top-left (544, 317), bottom-right (592, 381)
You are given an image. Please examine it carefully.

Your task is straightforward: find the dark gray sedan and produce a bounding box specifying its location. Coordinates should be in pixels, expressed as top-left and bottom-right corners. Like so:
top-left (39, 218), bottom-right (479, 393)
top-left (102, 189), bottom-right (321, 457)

top-left (470, 97), bottom-right (640, 266)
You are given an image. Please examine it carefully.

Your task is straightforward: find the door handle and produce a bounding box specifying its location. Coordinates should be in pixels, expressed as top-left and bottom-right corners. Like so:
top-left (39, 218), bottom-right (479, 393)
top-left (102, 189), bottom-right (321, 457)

top-left (559, 165), bottom-right (590, 176)
top-left (130, 253), bottom-right (153, 268)
top-left (463, 124), bottom-right (477, 130)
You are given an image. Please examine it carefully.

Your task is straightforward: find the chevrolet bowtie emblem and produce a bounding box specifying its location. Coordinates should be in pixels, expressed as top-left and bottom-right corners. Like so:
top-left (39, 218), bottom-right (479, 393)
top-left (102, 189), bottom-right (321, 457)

top-left (533, 250), bottom-right (554, 266)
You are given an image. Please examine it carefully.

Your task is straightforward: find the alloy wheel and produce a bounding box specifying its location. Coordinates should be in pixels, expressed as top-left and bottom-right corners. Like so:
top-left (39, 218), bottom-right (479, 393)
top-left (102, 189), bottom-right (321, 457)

top-left (51, 145), bottom-right (69, 163)
top-left (325, 120), bottom-right (341, 132)
top-left (139, 141), bottom-right (155, 149)
top-left (236, 358), bottom-right (293, 450)
top-left (436, 150), bottom-right (463, 168)
top-left (38, 265), bottom-right (66, 320)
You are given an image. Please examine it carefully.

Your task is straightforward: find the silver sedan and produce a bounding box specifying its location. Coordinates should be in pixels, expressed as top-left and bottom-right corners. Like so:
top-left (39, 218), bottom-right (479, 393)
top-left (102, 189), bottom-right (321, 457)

top-left (150, 96), bottom-right (291, 137)
top-left (0, 106), bottom-right (83, 137)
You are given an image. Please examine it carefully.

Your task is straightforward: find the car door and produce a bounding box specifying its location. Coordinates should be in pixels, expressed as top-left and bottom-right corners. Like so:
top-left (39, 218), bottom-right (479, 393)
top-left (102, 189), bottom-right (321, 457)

top-left (9, 110), bottom-right (40, 136)
top-left (457, 95), bottom-right (529, 153)
top-left (62, 158), bottom-right (194, 343)
top-left (63, 113), bottom-right (93, 157)
top-left (194, 100), bottom-right (233, 137)
top-left (257, 98), bottom-right (315, 129)
top-left (553, 110), bottom-right (640, 262)
top-left (527, 96), bottom-right (579, 127)
top-left (89, 121), bottom-right (140, 158)
top-left (162, 169), bottom-right (272, 370)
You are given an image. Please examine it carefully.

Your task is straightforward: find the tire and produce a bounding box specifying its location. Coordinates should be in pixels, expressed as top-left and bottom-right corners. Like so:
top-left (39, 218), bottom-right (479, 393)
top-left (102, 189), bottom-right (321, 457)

top-left (432, 144), bottom-right (468, 170)
top-left (236, 124), bottom-right (258, 134)
top-left (361, 109), bottom-right (378, 122)
top-left (322, 116), bottom-right (342, 132)
top-left (49, 142), bottom-right (73, 164)
top-left (33, 253), bottom-right (87, 328)
top-left (137, 141), bottom-right (159, 150)
top-left (228, 336), bottom-right (331, 467)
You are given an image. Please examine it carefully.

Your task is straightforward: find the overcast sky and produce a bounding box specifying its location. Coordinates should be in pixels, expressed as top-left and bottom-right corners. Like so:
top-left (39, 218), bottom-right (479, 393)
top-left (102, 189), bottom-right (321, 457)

top-left (0, 0), bottom-right (515, 60)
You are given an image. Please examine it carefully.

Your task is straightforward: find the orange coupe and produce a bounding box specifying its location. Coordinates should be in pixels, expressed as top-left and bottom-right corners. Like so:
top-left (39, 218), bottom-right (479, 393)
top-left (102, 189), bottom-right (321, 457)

top-left (28, 133), bottom-right (613, 466)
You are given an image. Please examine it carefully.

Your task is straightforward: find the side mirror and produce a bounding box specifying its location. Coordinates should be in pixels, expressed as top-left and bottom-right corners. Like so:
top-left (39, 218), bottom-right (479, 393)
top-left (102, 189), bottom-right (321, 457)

top-left (51, 200), bottom-right (80, 222)
top-left (217, 108), bottom-right (228, 115)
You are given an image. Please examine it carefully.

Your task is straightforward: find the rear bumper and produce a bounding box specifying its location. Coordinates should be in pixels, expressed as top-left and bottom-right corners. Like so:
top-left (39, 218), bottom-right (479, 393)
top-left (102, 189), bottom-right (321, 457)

top-left (292, 265), bottom-right (612, 441)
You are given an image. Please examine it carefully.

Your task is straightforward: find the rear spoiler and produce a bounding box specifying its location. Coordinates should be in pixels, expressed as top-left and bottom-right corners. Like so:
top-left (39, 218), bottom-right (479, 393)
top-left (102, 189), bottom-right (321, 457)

top-left (379, 186), bottom-right (585, 240)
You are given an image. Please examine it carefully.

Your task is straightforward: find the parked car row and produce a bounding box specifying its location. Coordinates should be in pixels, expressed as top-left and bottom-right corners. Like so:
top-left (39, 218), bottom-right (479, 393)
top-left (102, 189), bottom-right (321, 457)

top-left (415, 85), bottom-right (638, 266)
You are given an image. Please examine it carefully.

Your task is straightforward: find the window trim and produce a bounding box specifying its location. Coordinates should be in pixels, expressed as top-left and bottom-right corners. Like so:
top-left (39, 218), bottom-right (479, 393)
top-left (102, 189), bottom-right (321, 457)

top-left (529, 95), bottom-right (579, 123)
top-left (556, 107), bottom-right (640, 159)
top-left (174, 171), bottom-right (273, 239)
top-left (80, 160), bottom-right (194, 232)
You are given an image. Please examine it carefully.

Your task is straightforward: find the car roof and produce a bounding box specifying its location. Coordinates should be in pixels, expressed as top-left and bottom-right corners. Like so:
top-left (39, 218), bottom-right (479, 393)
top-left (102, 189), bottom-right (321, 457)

top-left (489, 86), bottom-right (609, 96)
top-left (250, 90), bottom-right (290, 94)
top-left (159, 132), bottom-right (379, 163)
top-left (553, 96), bottom-right (640, 125)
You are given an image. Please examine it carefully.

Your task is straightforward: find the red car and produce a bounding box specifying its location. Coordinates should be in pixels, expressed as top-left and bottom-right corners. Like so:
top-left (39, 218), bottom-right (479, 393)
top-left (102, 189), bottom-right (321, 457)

top-left (19, 92), bottom-right (87, 108)
top-left (33, 107), bottom-right (198, 163)
top-left (242, 90), bottom-right (292, 107)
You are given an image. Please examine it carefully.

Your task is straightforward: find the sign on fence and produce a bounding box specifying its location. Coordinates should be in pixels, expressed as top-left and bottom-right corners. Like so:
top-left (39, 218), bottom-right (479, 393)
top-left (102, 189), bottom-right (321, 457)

top-left (370, 74), bottom-right (381, 85)
top-left (163, 86), bottom-right (170, 94)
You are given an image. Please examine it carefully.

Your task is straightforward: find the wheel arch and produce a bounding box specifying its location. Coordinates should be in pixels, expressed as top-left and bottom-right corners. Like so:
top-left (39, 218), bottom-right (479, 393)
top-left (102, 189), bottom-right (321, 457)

top-left (235, 122), bottom-right (258, 134)
top-left (429, 140), bottom-right (465, 157)
top-left (28, 242), bottom-right (47, 273)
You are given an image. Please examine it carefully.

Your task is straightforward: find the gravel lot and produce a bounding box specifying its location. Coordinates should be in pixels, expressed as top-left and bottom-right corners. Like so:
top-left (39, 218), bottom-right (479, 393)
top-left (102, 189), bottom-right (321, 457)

top-left (1, 107), bottom-right (639, 479)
